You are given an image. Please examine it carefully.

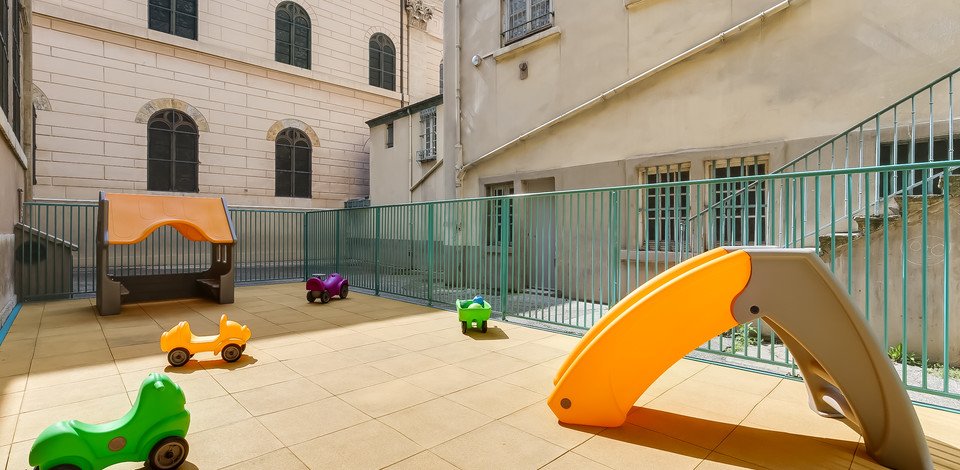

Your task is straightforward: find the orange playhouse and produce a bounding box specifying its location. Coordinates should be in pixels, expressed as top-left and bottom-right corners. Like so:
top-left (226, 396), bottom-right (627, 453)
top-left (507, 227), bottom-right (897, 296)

top-left (549, 247), bottom-right (933, 470)
top-left (95, 192), bottom-right (237, 315)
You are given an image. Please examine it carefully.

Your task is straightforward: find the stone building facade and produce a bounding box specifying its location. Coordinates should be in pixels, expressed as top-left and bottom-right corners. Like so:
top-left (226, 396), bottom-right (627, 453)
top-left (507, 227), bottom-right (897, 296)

top-left (30, 0), bottom-right (442, 208)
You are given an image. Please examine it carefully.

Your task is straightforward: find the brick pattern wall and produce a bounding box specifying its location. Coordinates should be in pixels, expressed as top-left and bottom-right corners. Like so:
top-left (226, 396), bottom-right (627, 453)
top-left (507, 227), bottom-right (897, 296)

top-left (31, 16), bottom-right (403, 207)
top-left (34, 0), bottom-right (407, 90)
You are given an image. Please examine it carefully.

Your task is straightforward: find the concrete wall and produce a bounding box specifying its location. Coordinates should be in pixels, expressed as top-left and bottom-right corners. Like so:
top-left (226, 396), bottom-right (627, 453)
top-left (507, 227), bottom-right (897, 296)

top-left (369, 100), bottom-right (445, 205)
top-left (443, 0), bottom-right (960, 197)
top-left (30, 0), bottom-right (443, 208)
top-left (827, 179), bottom-right (960, 366)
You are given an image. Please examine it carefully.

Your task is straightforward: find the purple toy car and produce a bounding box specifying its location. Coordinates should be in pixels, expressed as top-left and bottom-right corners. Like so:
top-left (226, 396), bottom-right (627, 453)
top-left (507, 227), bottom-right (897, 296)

top-left (306, 273), bottom-right (349, 304)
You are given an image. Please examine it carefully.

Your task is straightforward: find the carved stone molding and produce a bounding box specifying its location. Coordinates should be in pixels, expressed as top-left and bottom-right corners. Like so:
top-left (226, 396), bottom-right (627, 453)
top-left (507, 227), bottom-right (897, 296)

top-left (405, 0), bottom-right (433, 23)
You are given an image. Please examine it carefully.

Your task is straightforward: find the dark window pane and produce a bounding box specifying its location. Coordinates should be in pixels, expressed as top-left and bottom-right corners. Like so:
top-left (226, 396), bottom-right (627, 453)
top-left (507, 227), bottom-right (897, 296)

top-left (175, 14), bottom-right (197, 39)
top-left (276, 2), bottom-right (310, 68)
top-left (294, 146), bottom-right (310, 172)
top-left (148, 160), bottom-right (172, 191)
top-left (175, 133), bottom-right (197, 162)
top-left (148, 6), bottom-right (172, 33)
top-left (174, 162), bottom-right (198, 192)
top-left (176, 0), bottom-right (195, 14)
top-left (149, 0), bottom-right (171, 7)
top-left (276, 145), bottom-right (291, 171)
top-left (383, 74), bottom-right (395, 91)
top-left (276, 170), bottom-right (292, 197)
top-left (294, 173), bottom-right (311, 198)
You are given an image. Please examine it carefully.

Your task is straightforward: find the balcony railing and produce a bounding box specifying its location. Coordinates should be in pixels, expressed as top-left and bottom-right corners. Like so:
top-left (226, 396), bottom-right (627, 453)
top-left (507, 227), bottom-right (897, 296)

top-left (502, 11), bottom-right (554, 45)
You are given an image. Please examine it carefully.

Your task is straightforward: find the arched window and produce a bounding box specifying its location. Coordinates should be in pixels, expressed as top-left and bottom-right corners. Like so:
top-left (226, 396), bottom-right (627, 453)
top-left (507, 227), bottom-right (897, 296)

top-left (147, 109), bottom-right (199, 192)
top-left (148, 0), bottom-right (198, 40)
top-left (276, 2), bottom-right (311, 69)
top-left (275, 128), bottom-right (312, 198)
top-left (369, 33), bottom-right (396, 91)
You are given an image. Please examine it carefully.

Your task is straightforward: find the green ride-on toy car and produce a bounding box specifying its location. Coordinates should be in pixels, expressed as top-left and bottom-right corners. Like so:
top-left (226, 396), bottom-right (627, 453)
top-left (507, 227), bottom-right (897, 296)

top-left (29, 372), bottom-right (191, 470)
top-left (457, 296), bottom-right (492, 333)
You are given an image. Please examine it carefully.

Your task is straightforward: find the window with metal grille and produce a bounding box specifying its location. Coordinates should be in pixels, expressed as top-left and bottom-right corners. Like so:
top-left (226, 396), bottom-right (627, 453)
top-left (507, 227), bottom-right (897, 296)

top-left (878, 136), bottom-right (960, 198)
top-left (641, 164), bottom-right (690, 251)
top-left (11, 0), bottom-right (18, 140)
top-left (147, 109), bottom-right (199, 192)
top-left (418, 107), bottom-right (437, 161)
top-left (369, 34), bottom-right (396, 90)
top-left (385, 122), bottom-right (394, 148)
top-left (275, 128), bottom-right (312, 198)
top-left (502, 0), bottom-right (553, 45)
top-left (148, 0), bottom-right (198, 40)
top-left (0, 0), bottom-right (8, 118)
top-left (486, 183), bottom-right (515, 246)
top-left (709, 157), bottom-right (767, 245)
top-left (276, 2), bottom-right (311, 69)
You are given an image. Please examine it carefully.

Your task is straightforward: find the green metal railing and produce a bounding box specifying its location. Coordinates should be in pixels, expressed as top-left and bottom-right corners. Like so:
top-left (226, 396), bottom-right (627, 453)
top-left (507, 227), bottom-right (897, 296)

top-left (14, 162), bottom-right (960, 407)
top-left (15, 202), bottom-right (312, 300)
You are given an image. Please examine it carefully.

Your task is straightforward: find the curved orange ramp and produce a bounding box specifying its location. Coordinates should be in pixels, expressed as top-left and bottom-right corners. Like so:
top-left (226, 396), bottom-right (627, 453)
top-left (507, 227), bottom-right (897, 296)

top-left (553, 247), bottom-right (731, 386)
top-left (102, 193), bottom-right (235, 245)
top-left (548, 251), bottom-right (752, 427)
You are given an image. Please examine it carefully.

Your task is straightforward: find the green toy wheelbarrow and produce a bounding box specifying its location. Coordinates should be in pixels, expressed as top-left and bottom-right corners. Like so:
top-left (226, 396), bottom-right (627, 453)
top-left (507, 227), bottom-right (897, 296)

top-left (29, 372), bottom-right (191, 470)
top-left (456, 297), bottom-right (492, 333)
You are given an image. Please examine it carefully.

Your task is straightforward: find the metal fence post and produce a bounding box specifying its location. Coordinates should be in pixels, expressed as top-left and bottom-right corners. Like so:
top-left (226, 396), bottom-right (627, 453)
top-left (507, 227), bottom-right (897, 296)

top-left (374, 207), bottom-right (381, 296)
top-left (302, 212), bottom-right (309, 281)
top-left (427, 204), bottom-right (435, 306)
top-left (335, 211), bottom-right (341, 274)
top-left (609, 191), bottom-right (621, 304)
top-left (499, 197), bottom-right (511, 319)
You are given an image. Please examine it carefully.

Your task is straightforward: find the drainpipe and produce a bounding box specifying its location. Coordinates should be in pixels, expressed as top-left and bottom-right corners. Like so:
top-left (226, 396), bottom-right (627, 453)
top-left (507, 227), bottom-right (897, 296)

top-left (407, 107), bottom-right (414, 202)
top-left (399, 0), bottom-right (405, 105)
top-left (454, 0), bottom-right (797, 189)
top-left (453, 0), bottom-right (464, 198)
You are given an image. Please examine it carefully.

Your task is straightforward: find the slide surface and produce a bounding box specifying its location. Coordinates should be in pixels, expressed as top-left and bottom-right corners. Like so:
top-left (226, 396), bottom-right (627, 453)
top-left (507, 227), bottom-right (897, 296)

top-left (103, 193), bottom-right (235, 245)
top-left (548, 250), bottom-right (751, 427)
top-left (553, 247), bottom-right (730, 385)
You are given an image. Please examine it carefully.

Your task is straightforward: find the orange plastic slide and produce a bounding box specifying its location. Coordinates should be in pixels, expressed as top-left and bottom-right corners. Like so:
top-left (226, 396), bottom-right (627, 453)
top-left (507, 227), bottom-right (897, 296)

top-left (552, 247), bottom-right (731, 386)
top-left (548, 249), bottom-right (751, 427)
top-left (102, 193), bottom-right (235, 245)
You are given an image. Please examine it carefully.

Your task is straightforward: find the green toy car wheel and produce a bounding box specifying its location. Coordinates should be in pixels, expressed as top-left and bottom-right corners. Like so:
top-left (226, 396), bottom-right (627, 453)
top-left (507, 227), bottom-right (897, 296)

top-left (167, 348), bottom-right (190, 367)
top-left (221, 344), bottom-right (242, 363)
top-left (461, 321), bottom-right (467, 334)
top-left (481, 321), bottom-right (488, 333)
top-left (147, 436), bottom-right (189, 470)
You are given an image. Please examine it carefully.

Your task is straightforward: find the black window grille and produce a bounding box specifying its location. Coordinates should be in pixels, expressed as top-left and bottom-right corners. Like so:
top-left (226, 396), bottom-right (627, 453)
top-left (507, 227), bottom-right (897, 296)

top-left (276, 2), bottom-right (311, 69)
top-left (643, 164), bottom-right (689, 251)
top-left (147, 109), bottom-right (199, 192)
top-left (148, 0), bottom-right (198, 40)
top-left (878, 137), bottom-right (960, 197)
top-left (275, 127), bottom-right (312, 198)
top-left (711, 158), bottom-right (767, 245)
top-left (369, 33), bottom-right (396, 91)
top-left (502, 0), bottom-right (553, 45)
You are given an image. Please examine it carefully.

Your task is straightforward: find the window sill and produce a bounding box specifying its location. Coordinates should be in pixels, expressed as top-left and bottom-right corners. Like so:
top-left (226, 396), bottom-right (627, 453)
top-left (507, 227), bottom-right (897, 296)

top-left (494, 26), bottom-right (561, 63)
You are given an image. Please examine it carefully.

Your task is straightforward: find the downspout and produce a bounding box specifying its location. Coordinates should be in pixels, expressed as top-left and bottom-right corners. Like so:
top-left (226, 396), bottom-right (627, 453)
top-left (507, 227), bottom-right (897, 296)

top-left (453, 0), bottom-right (464, 198)
top-left (399, 0), bottom-right (406, 105)
top-left (407, 107), bottom-right (414, 202)
top-left (454, 0), bottom-right (797, 189)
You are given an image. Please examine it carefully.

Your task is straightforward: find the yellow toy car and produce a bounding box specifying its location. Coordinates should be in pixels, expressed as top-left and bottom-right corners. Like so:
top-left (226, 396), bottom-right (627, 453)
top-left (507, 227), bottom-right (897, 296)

top-left (160, 314), bottom-right (251, 367)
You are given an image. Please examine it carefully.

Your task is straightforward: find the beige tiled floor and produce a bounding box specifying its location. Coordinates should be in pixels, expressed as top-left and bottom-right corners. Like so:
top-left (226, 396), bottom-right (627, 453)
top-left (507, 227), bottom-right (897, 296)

top-left (1, 283), bottom-right (959, 469)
